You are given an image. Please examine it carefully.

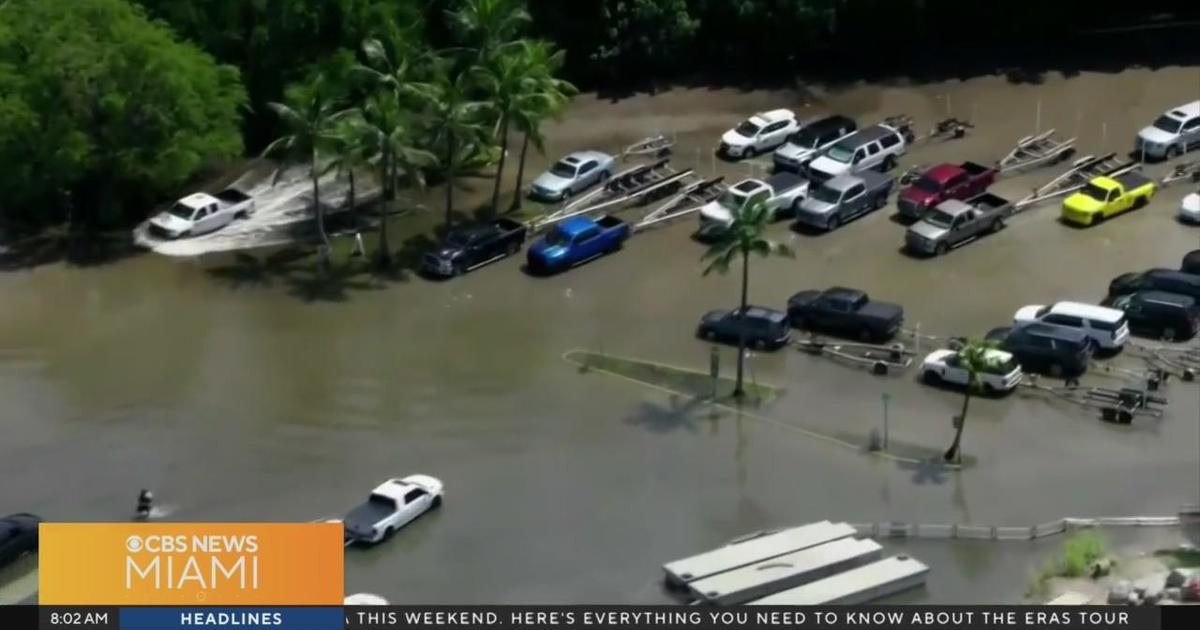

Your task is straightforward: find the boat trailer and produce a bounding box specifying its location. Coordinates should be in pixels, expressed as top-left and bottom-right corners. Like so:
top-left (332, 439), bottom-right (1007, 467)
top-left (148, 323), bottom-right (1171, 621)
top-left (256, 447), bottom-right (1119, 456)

top-left (1125, 341), bottom-right (1200, 382)
top-left (1019, 376), bottom-right (1168, 424)
top-left (792, 335), bottom-right (915, 375)
top-left (623, 134), bottom-right (674, 160)
top-left (998, 129), bottom-right (1077, 174)
top-left (1162, 159), bottom-right (1200, 186)
top-left (1012, 152), bottom-right (1139, 212)
top-left (529, 158), bottom-right (695, 231)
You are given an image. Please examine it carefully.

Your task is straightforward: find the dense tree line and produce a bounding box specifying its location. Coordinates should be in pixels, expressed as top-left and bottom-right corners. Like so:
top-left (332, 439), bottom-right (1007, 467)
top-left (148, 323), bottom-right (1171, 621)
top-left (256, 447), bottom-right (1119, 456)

top-left (2, 0), bottom-right (1196, 241)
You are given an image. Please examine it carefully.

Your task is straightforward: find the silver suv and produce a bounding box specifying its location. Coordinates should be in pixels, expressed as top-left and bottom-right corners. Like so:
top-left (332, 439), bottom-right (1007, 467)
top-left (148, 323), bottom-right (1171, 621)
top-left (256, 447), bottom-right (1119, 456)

top-left (1136, 101), bottom-right (1200, 161)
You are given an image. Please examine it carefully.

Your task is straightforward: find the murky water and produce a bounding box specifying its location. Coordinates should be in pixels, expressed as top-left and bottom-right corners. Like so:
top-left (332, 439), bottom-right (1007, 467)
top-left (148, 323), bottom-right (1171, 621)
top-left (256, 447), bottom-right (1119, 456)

top-left (2, 68), bottom-right (1199, 604)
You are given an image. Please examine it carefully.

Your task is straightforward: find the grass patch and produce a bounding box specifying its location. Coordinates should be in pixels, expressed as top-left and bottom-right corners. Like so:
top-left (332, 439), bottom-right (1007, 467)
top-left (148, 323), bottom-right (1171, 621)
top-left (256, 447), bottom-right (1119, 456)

top-left (564, 349), bottom-right (783, 404)
top-left (1154, 547), bottom-right (1200, 568)
top-left (1026, 532), bottom-right (1110, 599)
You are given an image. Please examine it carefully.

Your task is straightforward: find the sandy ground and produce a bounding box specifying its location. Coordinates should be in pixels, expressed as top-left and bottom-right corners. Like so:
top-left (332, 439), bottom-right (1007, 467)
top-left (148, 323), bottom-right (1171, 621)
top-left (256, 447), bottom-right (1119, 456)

top-left (1, 66), bottom-right (1199, 604)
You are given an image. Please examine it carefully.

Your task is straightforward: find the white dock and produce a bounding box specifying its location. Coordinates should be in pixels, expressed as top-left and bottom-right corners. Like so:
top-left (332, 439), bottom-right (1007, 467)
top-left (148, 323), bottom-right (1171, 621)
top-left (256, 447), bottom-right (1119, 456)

top-left (662, 521), bottom-right (857, 587)
top-left (747, 555), bottom-right (929, 605)
top-left (688, 537), bottom-right (883, 606)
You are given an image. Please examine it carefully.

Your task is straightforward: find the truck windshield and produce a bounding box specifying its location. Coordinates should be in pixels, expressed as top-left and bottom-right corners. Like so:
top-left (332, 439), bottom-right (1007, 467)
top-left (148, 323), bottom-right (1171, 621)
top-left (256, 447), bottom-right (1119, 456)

top-left (549, 161), bottom-right (578, 178)
top-left (718, 191), bottom-right (747, 212)
top-left (810, 185), bottom-right (841, 204)
top-left (544, 227), bottom-right (572, 247)
top-left (923, 209), bottom-right (955, 229)
top-left (1080, 183), bottom-right (1108, 201)
top-left (912, 176), bottom-right (942, 193)
top-left (735, 121), bottom-right (760, 137)
top-left (825, 145), bottom-right (854, 164)
top-left (1151, 115), bottom-right (1183, 134)
top-left (167, 203), bottom-right (195, 220)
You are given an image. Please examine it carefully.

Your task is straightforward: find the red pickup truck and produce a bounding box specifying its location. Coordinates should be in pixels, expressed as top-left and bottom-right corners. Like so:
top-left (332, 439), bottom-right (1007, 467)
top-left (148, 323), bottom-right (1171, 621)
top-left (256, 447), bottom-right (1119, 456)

top-left (897, 161), bottom-right (998, 220)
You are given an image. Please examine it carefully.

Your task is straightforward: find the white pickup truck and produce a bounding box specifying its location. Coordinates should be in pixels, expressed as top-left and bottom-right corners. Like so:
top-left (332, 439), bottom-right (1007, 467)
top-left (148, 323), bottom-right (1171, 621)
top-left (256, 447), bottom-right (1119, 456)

top-left (148, 189), bottom-right (255, 239)
top-left (698, 173), bottom-right (809, 234)
top-left (343, 475), bottom-right (444, 544)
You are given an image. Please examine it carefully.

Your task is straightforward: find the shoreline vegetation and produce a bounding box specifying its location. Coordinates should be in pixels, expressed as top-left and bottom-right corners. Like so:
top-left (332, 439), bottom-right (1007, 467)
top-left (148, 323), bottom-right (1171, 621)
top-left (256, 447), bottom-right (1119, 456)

top-left (2, 1), bottom-right (1198, 262)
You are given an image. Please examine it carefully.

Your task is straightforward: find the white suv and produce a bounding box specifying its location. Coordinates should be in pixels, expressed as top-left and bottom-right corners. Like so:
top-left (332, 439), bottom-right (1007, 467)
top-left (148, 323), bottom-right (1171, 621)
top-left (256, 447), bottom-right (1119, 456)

top-left (719, 109), bottom-right (799, 159)
top-left (806, 124), bottom-right (908, 183)
top-left (1013, 301), bottom-right (1130, 350)
top-left (1136, 101), bottom-right (1200, 161)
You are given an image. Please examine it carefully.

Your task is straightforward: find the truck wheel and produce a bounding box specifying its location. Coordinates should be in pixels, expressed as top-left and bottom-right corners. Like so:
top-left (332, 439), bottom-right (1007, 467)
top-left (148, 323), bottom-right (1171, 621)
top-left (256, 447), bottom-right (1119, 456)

top-left (1133, 196), bottom-right (1147, 210)
top-left (1162, 327), bottom-right (1178, 342)
top-left (934, 242), bottom-right (949, 256)
top-left (1048, 363), bottom-right (1064, 378)
top-left (923, 371), bottom-right (942, 385)
top-left (873, 194), bottom-right (887, 210)
top-left (703, 328), bottom-right (718, 341)
top-left (826, 214), bottom-right (841, 230)
top-left (432, 495), bottom-right (443, 509)
top-left (753, 339), bottom-right (767, 350)
top-left (1166, 145), bottom-right (1182, 160)
top-left (990, 218), bottom-right (1004, 233)
top-left (858, 327), bottom-right (874, 342)
top-left (506, 241), bottom-right (520, 256)
top-left (882, 156), bottom-right (897, 172)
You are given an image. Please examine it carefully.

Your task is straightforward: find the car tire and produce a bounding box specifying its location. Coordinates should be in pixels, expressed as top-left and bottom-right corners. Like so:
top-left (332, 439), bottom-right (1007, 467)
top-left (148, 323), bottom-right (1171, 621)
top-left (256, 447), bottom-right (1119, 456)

top-left (432, 495), bottom-right (443, 509)
top-left (385, 527), bottom-right (396, 540)
top-left (562, 187), bottom-right (573, 199)
top-left (1048, 363), bottom-right (1065, 378)
top-left (744, 146), bottom-right (757, 159)
top-left (873, 194), bottom-right (887, 210)
top-left (826, 214), bottom-right (841, 231)
top-left (600, 170), bottom-right (611, 182)
top-left (753, 339), bottom-right (767, 350)
top-left (858, 327), bottom-right (874, 342)
top-left (1162, 327), bottom-right (1178, 342)
top-left (506, 241), bottom-right (520, 256)
top-left (934, 242), bottom-right (949, 256)
top-left (923, 371), bottom-right (942, 385)
top-left (990, 218), bottom-right (1005, 233)
top-left (983, 383), bottom-right (997, 395)
top-left (703, 328), bottom-right (718, 341)
top-left (882, 156), bottom-right (897, 172)
top-left (1166, 144), bottom-right (1182, 160)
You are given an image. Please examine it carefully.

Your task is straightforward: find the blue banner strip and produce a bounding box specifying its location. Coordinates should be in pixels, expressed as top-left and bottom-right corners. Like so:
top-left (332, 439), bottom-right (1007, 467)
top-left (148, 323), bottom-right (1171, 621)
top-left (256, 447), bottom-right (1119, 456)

top-left (119, 607), bottom-right (343, 630)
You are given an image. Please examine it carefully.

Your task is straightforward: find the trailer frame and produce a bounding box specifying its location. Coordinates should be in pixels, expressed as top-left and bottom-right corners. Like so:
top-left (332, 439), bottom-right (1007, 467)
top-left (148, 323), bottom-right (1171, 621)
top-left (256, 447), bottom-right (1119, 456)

top-left (998, 129), bottom-right (1077, 174)
top-left (792, 335), bottom-right (915, 375)
top-left (1162, 159), bottom-right (1200, 186)
top-left (1012, 152), bottom-right (1139, 212)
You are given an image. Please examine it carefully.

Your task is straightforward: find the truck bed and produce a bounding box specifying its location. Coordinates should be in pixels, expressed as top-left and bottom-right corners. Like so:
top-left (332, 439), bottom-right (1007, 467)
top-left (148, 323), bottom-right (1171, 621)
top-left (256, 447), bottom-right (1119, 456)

top-left (1112, 171), bottom-right (1153, 191)
top-left (595, 215), bottom-right (627, 230)
top-left (960, 161), bottom-right (994, 177)
top-left (766, 171), bottom-right (808, 193)
top-left (215, 189), bottom-right (251, 203)
top-left (966, 192), bottom-right (1011, 211)
top-left (344, 498), bottom-right (394, 535)
top-left (493, 217), bottom-right (527, 234)
top-left (858, 301), bottom-right (903, 324)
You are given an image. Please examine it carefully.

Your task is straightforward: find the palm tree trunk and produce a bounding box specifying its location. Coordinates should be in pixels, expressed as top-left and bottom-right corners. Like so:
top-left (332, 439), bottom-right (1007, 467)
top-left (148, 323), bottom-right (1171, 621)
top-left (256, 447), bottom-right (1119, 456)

top-left (735, 249), bottom-right (750, 399)
top-left (510, 132), bottom-right (531, 211)
top-left (377, 154), bottom-right (392, 266)
top-left (490, 113), bottom-right (510, 217)
top-left (444, 138), bottom-right (455, 234)
top-left (945, 389), bottom-right (971, 463)
top-left (312, 151), bottom-right (329, 269)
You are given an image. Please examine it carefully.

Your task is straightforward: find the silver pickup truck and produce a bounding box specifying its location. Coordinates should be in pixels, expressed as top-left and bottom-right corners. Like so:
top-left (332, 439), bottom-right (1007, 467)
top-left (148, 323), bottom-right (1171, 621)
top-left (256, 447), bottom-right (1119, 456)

top-left (904, 192), bottom-right (1012, 256)
top-left (794, 170), bottom-right (893, 231)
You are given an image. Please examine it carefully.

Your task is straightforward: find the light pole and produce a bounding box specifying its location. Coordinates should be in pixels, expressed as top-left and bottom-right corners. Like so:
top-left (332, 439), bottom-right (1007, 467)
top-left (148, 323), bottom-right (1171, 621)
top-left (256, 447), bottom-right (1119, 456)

top-left (881, 392), bottom-right (891, 451)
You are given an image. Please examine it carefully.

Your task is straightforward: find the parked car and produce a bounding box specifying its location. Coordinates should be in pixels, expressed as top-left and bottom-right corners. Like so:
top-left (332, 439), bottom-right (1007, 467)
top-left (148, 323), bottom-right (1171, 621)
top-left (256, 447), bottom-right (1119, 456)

top-left (1108, 268), bottom-right (1200, 301)
top-left (986, 323), bottom-right (1094, 377)
top-left (1179, 191), bottom-right (1200, 224)
top-left (806, 124), bottom-right (908, 184)
top-left (773, 115), bottom-right (857, 172)
top-left (343, 476), bottom-right (443, 544)
top-left (1061, 172), bottom-right (1156, 226)
top-left (1013, 301), bottom-right (1130, 351)
top-left (148, 190), bottom-right (254, 239)
top-left (696, 306), bottom-right (791, 350)
top-left (1183, 250), bottom-right (1200, 275)
top-left (904, 193), bottom-right (1011, 256)
top-left (896, 161), bottom-right (998, 220)
top-left (795, 171), bottom-right (893, 231)
top-left (921, 347), bottom-right (1023, 393)
top-left (526, 215), bottom-right (629, 274)
top-left (698, 173), bottom-right (809, 233)
top-left (1105, 291), bottom-right (1200, 341)
top-left (529, 151), bottom-right (616, 201)
top-left (786, 287), bottom-right (904, 342)
top-left (719, 109), bottom-right (799, 159)
top-left (0, 513), bottom-right (42, 568)
top-left (421, 218), bottom-right (527, 277)
top-left (1135, 101), bottom-right (1200, 161)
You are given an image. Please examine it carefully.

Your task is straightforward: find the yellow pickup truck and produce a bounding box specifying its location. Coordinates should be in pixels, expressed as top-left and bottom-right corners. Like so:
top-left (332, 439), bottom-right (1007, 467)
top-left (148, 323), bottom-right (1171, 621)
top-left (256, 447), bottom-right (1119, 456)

top-left (1061, 172), bottom-right (1157, 226)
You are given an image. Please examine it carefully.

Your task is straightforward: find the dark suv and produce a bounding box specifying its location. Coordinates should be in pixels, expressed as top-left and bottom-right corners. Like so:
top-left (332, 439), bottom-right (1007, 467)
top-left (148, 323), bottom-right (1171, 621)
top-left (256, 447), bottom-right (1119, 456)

top-left (0, 513), bottom-right (41, 568)
top-left (985, 323), bottom-right (1094, 377)
top-left (1108, 268), bottom-right (1200, 300)
top-left (1106, 291), bottom-right (1200, 341)
top-left (697, 306), bottom-right (791, 350)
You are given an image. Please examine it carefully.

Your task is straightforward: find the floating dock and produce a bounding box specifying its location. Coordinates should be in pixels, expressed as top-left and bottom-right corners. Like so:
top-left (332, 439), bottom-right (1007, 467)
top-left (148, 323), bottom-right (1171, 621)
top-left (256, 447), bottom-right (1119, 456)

top-left (747, 555), bottom-right (929, 605)
top-left (687, 537), bottom-right (883, 606)
top-left (662, 521), bottom-right (857, 587)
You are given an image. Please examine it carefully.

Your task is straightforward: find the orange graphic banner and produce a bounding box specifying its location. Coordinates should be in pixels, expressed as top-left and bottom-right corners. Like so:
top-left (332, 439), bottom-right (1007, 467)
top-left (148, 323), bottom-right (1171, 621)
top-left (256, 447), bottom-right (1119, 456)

top-left (38, 523), bottom-right (343, 605)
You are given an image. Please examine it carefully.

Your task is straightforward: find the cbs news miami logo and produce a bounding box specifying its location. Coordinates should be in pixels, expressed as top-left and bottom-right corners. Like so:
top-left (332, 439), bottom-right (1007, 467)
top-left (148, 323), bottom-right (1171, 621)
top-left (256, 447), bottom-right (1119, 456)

top-left (39, 523), bottom-right (343, 605)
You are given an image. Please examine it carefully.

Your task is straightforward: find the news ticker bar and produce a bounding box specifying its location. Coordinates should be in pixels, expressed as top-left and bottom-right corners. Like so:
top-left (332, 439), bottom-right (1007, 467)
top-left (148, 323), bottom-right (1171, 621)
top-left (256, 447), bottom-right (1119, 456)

top-left (6, 606), bottom-right (1200, 630)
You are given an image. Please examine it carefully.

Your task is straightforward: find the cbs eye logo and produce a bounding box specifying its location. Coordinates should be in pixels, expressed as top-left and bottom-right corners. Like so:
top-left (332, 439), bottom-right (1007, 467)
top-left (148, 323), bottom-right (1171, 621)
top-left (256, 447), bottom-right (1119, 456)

top-left (126, 536), bottom-right (144, 553)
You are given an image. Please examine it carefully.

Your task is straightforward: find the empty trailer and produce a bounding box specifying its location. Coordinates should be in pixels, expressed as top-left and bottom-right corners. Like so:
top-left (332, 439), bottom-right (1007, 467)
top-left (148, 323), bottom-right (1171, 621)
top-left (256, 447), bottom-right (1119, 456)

top-left (687, 537), bottom-right (883, 606)
top-left (662, 521), bottom-right (857, 588)
top-left (748, 555), bottom-right (929, 605)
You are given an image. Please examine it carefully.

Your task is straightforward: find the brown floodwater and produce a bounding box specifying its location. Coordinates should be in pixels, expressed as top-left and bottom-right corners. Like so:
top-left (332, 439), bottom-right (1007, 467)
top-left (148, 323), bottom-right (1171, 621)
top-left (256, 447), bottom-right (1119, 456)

top-left (1, 67), bottom-right (1198, 604)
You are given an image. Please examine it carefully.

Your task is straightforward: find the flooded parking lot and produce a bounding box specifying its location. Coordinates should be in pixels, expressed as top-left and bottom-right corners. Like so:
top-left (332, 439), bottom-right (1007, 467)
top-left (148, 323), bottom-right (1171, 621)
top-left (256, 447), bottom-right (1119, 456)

top-left (1, 67), bottom-right (1198, 603)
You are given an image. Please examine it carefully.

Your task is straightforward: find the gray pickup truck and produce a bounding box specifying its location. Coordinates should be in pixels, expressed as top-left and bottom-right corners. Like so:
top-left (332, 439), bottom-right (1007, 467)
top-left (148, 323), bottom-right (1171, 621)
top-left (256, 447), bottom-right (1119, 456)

top-left (904, 192), bottom-right (1012, 256)
top-left (794, 170), bottom-right (893, 231)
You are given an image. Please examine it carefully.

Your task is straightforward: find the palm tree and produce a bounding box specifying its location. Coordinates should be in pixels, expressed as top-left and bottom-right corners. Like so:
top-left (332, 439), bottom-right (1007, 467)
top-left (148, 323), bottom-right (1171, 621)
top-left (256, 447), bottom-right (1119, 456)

top-left (942, 338), bottom-right (1002, 464)
top-left (263, 77), bottom-right (340, 260)
top-left (445, 0), bottom-right (531, 60)
top-left (508, 41), bottom-right (576, 211)
top-left (416, 58), bottom-right (491, 233)
top-left (701, 199), bottom-right (794, 398)
top-left (353, 95), bottom-right (436, 265)
top-left (325, 114), bottom-right (370, 223)
top-left (475, 41), bottom-right (532, 216)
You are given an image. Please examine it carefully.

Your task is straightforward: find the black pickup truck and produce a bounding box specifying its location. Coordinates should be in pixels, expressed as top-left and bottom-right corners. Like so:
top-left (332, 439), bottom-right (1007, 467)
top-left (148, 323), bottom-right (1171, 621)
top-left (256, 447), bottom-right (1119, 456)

top-left (421, 217), bottom-right (527, 277)
top-left (786, 287), bottom-right (905, 341)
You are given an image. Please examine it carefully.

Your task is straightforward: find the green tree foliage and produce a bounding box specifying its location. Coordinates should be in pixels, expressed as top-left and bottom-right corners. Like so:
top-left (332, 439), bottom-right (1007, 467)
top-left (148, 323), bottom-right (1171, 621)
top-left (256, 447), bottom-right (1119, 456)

top-left (700, 199), bottom-right (793, 399)
top-left (0, 0), bottom-right (246, 229)
top-left (942, 338), bottom-right (1003, 464)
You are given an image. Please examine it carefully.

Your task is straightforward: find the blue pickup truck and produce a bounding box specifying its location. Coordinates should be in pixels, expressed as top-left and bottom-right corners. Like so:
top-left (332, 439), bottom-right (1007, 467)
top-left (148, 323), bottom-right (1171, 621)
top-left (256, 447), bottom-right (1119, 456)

top-left (526, 215), bottom-right (630, 274)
